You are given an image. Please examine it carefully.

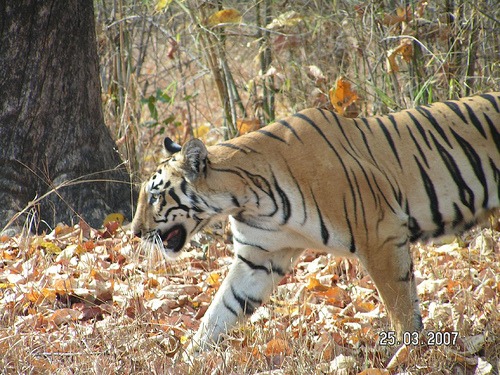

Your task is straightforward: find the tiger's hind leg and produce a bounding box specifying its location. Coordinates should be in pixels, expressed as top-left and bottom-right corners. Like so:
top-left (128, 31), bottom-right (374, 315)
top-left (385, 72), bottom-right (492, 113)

top-left (186, 247), bottom-right (304, 355)
top-left (359, 238), bottom-right (423, 338)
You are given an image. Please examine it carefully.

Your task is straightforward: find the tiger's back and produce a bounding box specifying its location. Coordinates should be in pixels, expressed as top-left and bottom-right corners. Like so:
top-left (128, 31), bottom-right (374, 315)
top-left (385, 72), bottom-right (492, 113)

top-left (131, 92), bottom-right (499, 355)
top-left (213, 93), bottom-right (499, 251)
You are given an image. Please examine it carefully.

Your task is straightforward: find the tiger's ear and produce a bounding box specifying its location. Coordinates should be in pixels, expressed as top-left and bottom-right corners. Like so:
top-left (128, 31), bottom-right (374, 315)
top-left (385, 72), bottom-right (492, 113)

top-left (164, 137), bottom-right (182, 156)
top-left (180, 139), bottom-right (208, 182)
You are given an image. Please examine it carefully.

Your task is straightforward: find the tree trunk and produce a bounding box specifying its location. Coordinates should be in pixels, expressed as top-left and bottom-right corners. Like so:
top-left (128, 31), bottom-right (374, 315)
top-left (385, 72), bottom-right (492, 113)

top-left (0, 1), bottom-right (134, 233)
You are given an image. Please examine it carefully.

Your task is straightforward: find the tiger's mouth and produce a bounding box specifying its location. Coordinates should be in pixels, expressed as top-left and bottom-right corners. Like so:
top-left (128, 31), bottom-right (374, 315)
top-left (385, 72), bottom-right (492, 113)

top-left (160, 225), bottom-right (187, 253)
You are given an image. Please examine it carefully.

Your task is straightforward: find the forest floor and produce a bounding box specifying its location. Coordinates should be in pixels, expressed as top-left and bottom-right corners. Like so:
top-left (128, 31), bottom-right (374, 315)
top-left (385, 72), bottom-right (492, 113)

top-left (0, 219), bottom-right (499, 374)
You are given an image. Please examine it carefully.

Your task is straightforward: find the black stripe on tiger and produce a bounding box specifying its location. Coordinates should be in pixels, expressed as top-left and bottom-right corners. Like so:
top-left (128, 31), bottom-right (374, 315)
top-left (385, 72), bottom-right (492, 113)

top-left (239, 169), bottom-right (279, 215)
top-left (330, 110), bottom-right (357, 151)
top-left (430, 132), bottom-right (475, 212)
top-left (181, 180), bottom-right (206, 212)
top-left (277, 119), bottom-right (303, 143)
top-left (336, 123), bottom-right (364, 160)
top-left (398, 259), bottom-right (414, 282)
top-left (231, 195), bottom-right (240, 207)
top-left (414, 156), bottom-right (445, 237)
top-left (233, 212), bottom-right (280, 232)
top-left (481, 93), bottom-right (500, 112)
top-left (149, 178), bottom-right (165, 192)
top-left (352, 172), bottom-right (369, 234)
top-left (293, 112), bottom-right (336, 152)
top-left (442, 100), bottom-right (468, 124)
top-left (450, 128), bottom-right (489, 208)
top-left (376, 118), bottom-right (402, 168)
top-left (408, 214), bottom-right (423, 242)
top-left (317, 107), bottom-right (331, 122)
top-left (343, 195), bottom-right (356, 253)
top-left (463, 102), bottom-right (487, 138)
top-left (349, 169), bottom-right (361, 227)
top-left (284, 161), bottom-right (307, 225)
top-left (485, 114), bottom-right (500, 153)
top-left (345, 153), bottom-right (383, 230)
top-left (257, 129), bottom-right (287, 144)
top-left (357, 164), bottom-right (380, 212)
top-left (387, 114), bottom-right (402, 137)
top-left (272, 172), bottom-right (291, 224)
top-left (223, 298), bottom-right (238, 317)
top-left (406, 126), bottom-right (430, 168)
top-left (166, 188), bottom-right (182, 208)
top-left (218, 142), bottom-right (257, 154)
top-left (332, 140), bottom-right (370, 226)
top-left (490, 157), bottom-right (500, 198)
top-left (415, 106), bottom-right (452, 148)
top-left (368, 170), bottom-right (399, 215)
top-left (357, 116), bottom-right (374, 133)
top-left (159, 192), bottom-right (168, 212)
top-left (233, 235), bottom-right (269, 252)
top-left (452, 203), bottom-right (465, 228)
top-left (311, 191), bottom-right (329, 245)
top-left (231, 285), bottom-right (262, 316)
top-left (301, 110), bottom-right (359, 215)
top-left (352, 118), bottom-right (378, 165)
top-left (406, 111), bottom-right (432, 150)
top-left (237, 254), bottom-right (286, 277)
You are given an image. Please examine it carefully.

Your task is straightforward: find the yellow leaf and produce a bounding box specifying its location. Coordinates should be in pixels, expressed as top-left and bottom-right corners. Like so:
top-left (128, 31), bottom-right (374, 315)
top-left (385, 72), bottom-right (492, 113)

top-left (206, 272), bottom-right (221, 287)
top-left (39, 240), bottom-right (62, 254)
top-left (399, 39), bottom-right (414, 62)
top-left (41, 288), bottom-right (57, 303)
top-left (154, 0), bottom-right (173, 13)
top-left (103, 212), bottom-right (125, 226)
top-left (357, 369), bottom-right (390, 375)
top-left (194, 124), bottom-right (211, 138)
top-left (144, 289), bottom-right (156, 300)
top-left (53, 278), bottom-right (74, 295)
top-left (266, 11), bottom-right (303, 29)
top-left (386, 39), bottom-right (413, 73)
top-left (382, 6), bottom-right (412, 25)
top-left (386, 345), bottom-right (410, 369)
top-left (264, 338), bottom-right (291, 356)
top-left (48, 308), bottom-right (81, 326)
top-left (307, 276), bottom-right (325, 291)
top-left (353, 299), bottom-right (376, 313)
top-left (26, 289), bottom-right (44, 304)
top-left (145, 278), bottom-right (160, 288)
top-left (386, 52), bottom-right (399, 73)
top-left (1, 250), bottom-right (16, 260)
top-left (317, 286), bottom-right (351, 307)
top-left (329, 77), bottom-right (359, 118)
top-left (206, 9), bottom-right (242, 27)
top-left (237, 118), bottom-right (260, 135)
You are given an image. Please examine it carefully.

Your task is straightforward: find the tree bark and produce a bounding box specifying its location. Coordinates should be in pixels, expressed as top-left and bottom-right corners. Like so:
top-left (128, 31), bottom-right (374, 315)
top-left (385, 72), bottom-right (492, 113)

top-left (0, 0), bottom-right (134, 233)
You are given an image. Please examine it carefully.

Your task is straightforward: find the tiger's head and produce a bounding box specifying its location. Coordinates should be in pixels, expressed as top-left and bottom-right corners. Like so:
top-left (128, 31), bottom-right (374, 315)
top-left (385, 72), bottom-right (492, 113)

top-left (131, 137), bottom-right (214, 257)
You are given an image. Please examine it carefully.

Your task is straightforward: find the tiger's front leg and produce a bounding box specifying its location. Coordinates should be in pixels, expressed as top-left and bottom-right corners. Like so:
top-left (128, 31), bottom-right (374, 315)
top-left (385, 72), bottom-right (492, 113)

top-left (186, 246), bottom-right (304, 355)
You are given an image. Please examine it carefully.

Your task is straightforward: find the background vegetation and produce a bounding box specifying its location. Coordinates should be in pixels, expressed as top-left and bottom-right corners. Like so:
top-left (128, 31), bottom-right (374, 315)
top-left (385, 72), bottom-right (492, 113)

top-left (94, 0), bottom-right (499, 180)
top-left (1, 0), bottom-right (499, 374)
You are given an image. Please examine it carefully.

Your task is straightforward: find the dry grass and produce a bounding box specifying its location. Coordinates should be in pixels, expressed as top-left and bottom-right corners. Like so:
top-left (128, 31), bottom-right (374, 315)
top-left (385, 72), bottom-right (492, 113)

top-left (1, 224), bottom-right (499, 374)
top-left (1, 1), bottom-right (499, 374)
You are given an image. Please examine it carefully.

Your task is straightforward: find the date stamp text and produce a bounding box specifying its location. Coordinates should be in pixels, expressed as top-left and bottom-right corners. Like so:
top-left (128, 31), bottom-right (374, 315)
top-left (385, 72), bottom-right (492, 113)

top-left (378, 331), bottom-right (459, 346)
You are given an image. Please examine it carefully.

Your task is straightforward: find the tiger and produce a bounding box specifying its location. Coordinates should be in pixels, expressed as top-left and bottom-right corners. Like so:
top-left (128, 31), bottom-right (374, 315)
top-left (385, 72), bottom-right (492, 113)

top-left (131, 93), bottom-right (500, 355)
